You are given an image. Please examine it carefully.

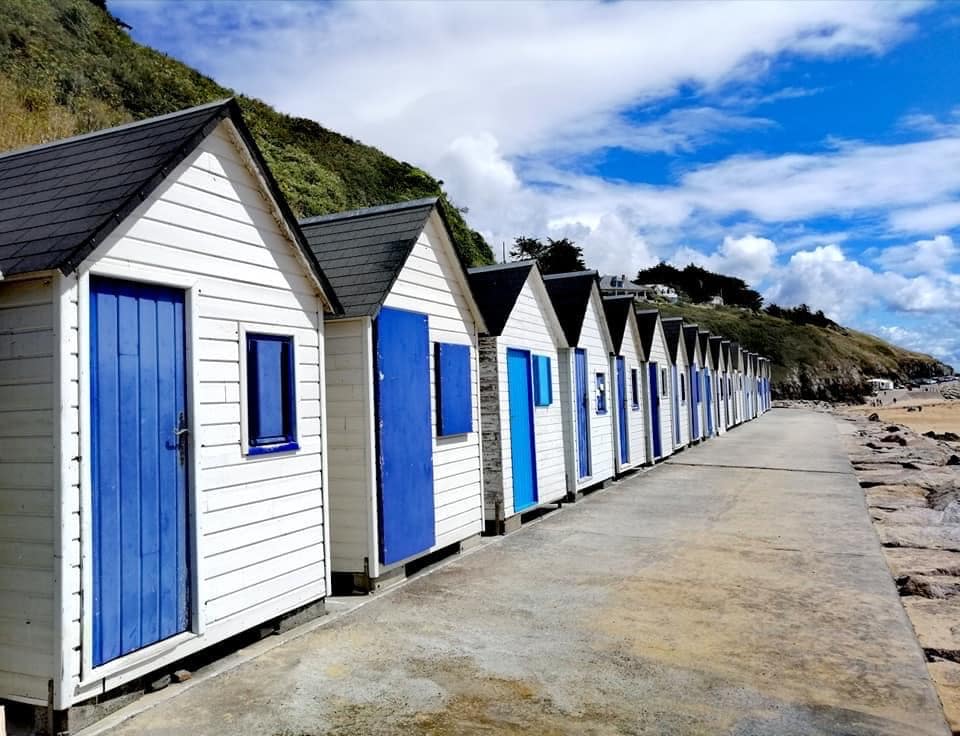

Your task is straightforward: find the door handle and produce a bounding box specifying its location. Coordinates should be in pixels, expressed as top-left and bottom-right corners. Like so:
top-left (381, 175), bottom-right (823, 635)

top-left (175, 412), bottom-right (189, 466)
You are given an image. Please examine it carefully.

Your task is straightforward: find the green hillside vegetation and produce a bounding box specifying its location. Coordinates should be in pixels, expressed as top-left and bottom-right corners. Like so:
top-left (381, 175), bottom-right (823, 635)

top-left (0, 0), bottom-right (493, 265)
top-left (650, 301), bottom-right (950, 400)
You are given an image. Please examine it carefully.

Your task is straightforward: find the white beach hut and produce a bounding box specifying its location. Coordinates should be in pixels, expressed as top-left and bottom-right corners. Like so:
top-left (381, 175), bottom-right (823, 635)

top-left (0, 100), bottom-right (341, 721)
top-left (636, 310), bottom-right (674, 462)
top-left (660, 317), bottom-right (691, 451)
top-left (300, 198), bottom-right (487, 591)
top-left (468, 261), bottom-right (568, 534)
top-left (602, 296), bottom-right (649, 475)
top-left (543, 272), bottom-right (617, 495)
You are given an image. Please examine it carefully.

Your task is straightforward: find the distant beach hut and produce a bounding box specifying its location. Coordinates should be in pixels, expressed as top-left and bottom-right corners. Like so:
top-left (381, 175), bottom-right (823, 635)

top-left (468, 261), bottom-right (568, 534)
top-left (300, 197), bottom-right (487, 591)
top-left (543, 272), bottom-right (617, 495)
top-left (636, 310), bottom-right (675, 462)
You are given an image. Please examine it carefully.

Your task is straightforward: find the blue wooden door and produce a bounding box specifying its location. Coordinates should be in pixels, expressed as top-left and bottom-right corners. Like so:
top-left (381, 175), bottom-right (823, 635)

top-left (616, 357), bottom-right (629, 465)
top-left (705, 370), bottom-right (713, 436)
top-left (690, 366), bottom-right (699, 438)
top-left (671, 365), bottom-right (681, 444)
top-left (507, 349), bottom-right (537, 512)
top-left (648, 363), bottom-right (662, 458)
top-left (91, 277), bottom-right (190, 667)
top-left (574, 348), bottom-right (591, 478)
top-left (375, 307), bottom-right (435, 565)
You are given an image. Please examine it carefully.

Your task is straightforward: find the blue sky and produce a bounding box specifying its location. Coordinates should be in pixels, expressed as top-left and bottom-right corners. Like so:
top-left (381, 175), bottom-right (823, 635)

top-left (110, 0), bottom-right (960, 366)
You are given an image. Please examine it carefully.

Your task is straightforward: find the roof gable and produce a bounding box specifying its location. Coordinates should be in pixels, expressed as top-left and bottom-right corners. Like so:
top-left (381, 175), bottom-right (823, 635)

top-left (602, 296), bottom-right (633, 354)
top-left (467, 261), bottom-right (534, 336)
top-left (0, 99), bottom-right (341, 312)
top-left (468, 261), bottom-right (564, 344)
top-left (543, 271), bottom-right (599, 346)
top-left (698, 331), bottom-right (712, 367)
top-left (709, 336), bottom-right (723, 368)
top-left (661, 317), bottom-right (686, 365)
top-left (635, 309), bottom-right (660, 359)
top-left (300, 198), bottom-right (437, 318)
top-left (682, 324), bottom-right (701, 364)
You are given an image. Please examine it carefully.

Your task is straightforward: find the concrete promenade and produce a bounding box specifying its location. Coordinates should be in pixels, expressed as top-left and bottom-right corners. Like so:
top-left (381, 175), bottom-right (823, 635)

top-left (92, 409), bottom-right (948, 736)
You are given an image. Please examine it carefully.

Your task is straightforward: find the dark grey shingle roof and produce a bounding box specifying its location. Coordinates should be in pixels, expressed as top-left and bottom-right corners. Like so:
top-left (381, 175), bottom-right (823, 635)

top-left (602, 296), bottom-right (633, 354)
top-left (721, 341), bottom-right (731, 366)
top-left (543, 271), bottom-right (598, 346)
top-left (709, 336), bottom-right (723, 367)
top-left (682, 324), bottom-right (700, 363)
top-left (661, 317), bottom-right (684, 364)
top-left (635, 309), bottom-right (660, 359)
top-left (0, 99), bottom-right (341, 313)
top-left (698, 331), bottom-right (710, 365)
top-left (730, 342), bottom-right (742, 369)
top-left (299, 198), bottom-right (439, 318)
top-left (467, 261), bottom-right (534, 336)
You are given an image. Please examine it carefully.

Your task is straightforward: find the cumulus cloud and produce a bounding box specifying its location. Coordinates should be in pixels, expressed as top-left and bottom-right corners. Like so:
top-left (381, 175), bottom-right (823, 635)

top-left (765, 243), bottom-right (959, 321)
top-left (875, 234), bottom-right (957, 275)
top-left (672, 234), bottom-right (778, 284)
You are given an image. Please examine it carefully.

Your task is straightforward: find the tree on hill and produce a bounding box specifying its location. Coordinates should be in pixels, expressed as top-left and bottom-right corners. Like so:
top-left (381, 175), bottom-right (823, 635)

top-left (635, 261), bottom-right (763, 309)
top-left (511, 236), bottom-right (586, 274)
top-left (764, 303), bottom-right (836, 329)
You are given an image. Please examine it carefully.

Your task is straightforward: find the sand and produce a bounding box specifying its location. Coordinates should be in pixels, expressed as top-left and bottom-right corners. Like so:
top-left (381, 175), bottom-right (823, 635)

top-left (852, 400), bottom-right (960, 439)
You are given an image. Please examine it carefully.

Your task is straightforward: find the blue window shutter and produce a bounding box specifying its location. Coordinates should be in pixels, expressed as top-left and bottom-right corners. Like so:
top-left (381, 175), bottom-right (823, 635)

top-left (532, 355), bottom-right (552, 406)
top-left (247, 334), bottom-right (298, 453)
top-left (435, 343), bottom-right (472, 436)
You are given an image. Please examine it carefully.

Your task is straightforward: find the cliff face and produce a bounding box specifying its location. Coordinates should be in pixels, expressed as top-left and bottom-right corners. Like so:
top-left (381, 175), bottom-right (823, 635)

top-left (650, 302), bottom-right (952, 402)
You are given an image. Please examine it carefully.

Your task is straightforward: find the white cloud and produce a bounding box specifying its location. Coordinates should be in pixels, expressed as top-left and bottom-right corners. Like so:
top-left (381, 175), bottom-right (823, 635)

top-left (890, 201), bottom-right (960, 233)
top-left (671, 234), bottom-right (778, 285)
top-left (875, 234), bottom-right (958, 274)
top-left (765, 243), bottom-right (959, 321)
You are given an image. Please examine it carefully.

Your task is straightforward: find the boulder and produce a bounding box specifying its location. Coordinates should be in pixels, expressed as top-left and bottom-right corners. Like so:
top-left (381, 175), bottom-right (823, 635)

top-left (883, 548), bottom-right (960, 577)
top-left (878, 523), bottom-right (960, 552)
top-left (882, 434), bottom-right (909, 446)
top-left (868, 412), bottom-right (880, 421)
top-left (898, 574), bottom-right (960, 598)
top-left (928, 661), bottom-right (960, 734)
top-left (866, 485), bottom-right (932, 510)
top-left (903, 597), bottom-right (960, 657)
top-left (885, 425), bottom-right (901, 433)
top-left (872, 507), bottom-right (946, 526)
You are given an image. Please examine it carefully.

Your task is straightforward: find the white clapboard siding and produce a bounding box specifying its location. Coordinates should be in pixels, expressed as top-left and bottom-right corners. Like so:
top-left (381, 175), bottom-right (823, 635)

top-left (579, 291), bottom-right (615, 488)
top-left (323, 318), bottom-right (373, 573)
top-left (674, 339), bottom-right (691, 449)
top-left (49, 120), bottom-right (328, 704)
top-left (643, 321), bottom-right (673, 461)
top-left (381, 215), bottom-right (483, 564)
top-left (494, 275), bottom-right (565, 517)
top-left (617, 316), bottom-right (648, 470)
top-left (0, 276), bottom-right (56, 702)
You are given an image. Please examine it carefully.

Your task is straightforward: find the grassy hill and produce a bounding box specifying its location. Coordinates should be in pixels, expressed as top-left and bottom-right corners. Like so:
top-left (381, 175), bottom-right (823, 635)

top-left (0, 0), bottom-right (493, 265)
top-left (649, 301), bottom-right (952, 400)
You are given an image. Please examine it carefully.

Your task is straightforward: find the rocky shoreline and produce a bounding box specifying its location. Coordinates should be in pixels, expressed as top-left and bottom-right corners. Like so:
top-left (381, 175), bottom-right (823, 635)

top-left (842, 413), bottom-right (960, 733)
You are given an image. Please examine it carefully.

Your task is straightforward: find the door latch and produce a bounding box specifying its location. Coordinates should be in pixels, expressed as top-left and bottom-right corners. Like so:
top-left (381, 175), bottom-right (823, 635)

top-left (175, 411), bottom-right (189, 466)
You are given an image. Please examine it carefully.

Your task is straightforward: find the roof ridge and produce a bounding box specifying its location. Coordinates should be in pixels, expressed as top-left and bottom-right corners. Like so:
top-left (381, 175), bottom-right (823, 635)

top-left (542, 270), bottom-right (598, 281)
top-left (0, 98), bottom-right (232, 163)
top-left (299, 197), bottom-right (439, 226)
top-left (468, 261), bottom-right (535, 274)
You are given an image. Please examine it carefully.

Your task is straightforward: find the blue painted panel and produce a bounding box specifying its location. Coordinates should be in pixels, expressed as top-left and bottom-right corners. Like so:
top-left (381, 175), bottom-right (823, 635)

top-left (616, 357), bottom-right (629, 465)
top-left (91, 277), bottom-right (189, 667)
top-left (672, 365), bottom-right (681, 444)
top-left (705, 371), bottom-right (713, 436)
top-left (376, 307), bottom-right (435, 565)
top-left (649, 363), bottom-right (662, 458)
top-left (574, 349), bottom-right (591, 478)
top-left (435, 342), bottom-right (472, 436)
top-left (690, 366), bottom-right (699, 439)
top-left (246, 334), bottom-right (297, 451)
top-left (507, 349), bottom-right (538, 512)
top-left (532, 354), bottom-right (552, 406)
